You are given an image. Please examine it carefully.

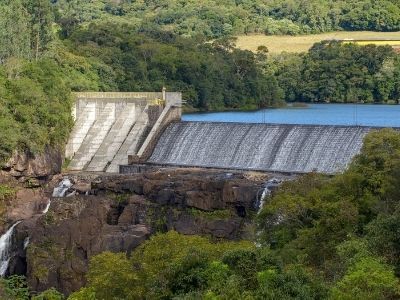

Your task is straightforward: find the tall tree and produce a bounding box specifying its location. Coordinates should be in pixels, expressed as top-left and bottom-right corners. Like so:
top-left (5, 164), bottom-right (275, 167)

top-left (0, 0), bottom-right (31, 63)
top-left (25, 0), bottom-right (54, 60)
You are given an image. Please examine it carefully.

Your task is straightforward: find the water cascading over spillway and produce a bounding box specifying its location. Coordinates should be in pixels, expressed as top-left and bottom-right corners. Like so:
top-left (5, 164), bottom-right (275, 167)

top-left (148, 122), bottom-right (372, 174)
top-left (0, 221), bottom-right (21, 277)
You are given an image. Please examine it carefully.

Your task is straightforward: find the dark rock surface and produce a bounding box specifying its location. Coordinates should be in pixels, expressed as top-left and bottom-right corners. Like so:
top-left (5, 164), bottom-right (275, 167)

top-left (14, 168), bottom-right (265, 295)
top-left (2, 148), bottom-right (62, 180)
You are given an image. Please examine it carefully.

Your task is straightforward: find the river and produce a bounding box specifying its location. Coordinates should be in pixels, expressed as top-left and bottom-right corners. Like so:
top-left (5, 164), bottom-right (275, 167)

top-left (182, 104), bottom-right (400, 127)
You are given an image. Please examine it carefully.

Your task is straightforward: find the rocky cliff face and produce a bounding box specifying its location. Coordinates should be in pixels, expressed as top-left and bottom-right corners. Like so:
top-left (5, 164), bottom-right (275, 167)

top-left (1, 148), bottom-right (62, 181)
top-left (0, 148), bottom-right (61, 238)
top-left (13, 169), bottom-right (265, 295)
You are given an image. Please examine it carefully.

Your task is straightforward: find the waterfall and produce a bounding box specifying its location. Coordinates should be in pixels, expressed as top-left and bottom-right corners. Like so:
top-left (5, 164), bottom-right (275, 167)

top-left (52, 177), bottom-right (72, 198)
top-left (42, 201), bottom-right (51, 214)
top-left (256, 178), bottom-right (282, 212)
top-left (0, 179), bottom-right (73, 278)
top-left (23, 237), bottom-right (29, 250)
top-left (148, 122), bottom-right (371, 174)
top-left (0, 221), bottom-right (21, 277)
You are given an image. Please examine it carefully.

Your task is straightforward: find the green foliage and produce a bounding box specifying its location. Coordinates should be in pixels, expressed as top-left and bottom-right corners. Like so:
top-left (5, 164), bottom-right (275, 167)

top-left (51, 0), bottom-right (400, 38)
top-left (257, 128), bottom-right (400, 294)
top-left (0, 276), bottom-right (63, 300)
top-left (65, 23), bottom-right (281, 111)
top-left (270, 42), bottom-right (400, 103)
top-left (25, 0), bottom-right (54, 60)
top-left (0, 0), bottom-right (54, 62)
top-left (365, 209), bottom-right (400, 274)
top-left (71, 231), bottom-right (326, 299)
top-left (0, 58), bottom-right (73, 162)
top-left (0, 185), bottom-right (15, 201)
top-left (256, 265), bottom-right (327, 300)
top-left (32, 288), bottom-right (65, 300)
top-left (81, 252), bottom-right (136, 300)
top-left (189, 208), bottom-right (233, 220)
top-left (0, 1), bottom-right (31, 63)
top-left (330, 257), bottom-right (400, 300)
top-left (0, 275), bottom-right (29, 300)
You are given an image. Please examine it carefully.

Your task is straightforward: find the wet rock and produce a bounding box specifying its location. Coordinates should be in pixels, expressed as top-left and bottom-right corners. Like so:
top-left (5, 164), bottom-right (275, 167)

top-left (72, 182), bottom-right (91, 194)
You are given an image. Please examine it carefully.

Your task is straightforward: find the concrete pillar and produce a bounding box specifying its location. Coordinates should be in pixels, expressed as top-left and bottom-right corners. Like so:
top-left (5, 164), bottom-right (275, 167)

top-left (162, 87), bottom-right (166, 102)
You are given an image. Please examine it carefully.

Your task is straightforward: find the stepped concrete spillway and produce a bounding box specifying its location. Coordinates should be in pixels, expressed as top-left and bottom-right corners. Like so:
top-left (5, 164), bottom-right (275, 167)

top-left (66, 91), bottom-right (182, 172)
top-left (147, 122), bottom-right (374, 174)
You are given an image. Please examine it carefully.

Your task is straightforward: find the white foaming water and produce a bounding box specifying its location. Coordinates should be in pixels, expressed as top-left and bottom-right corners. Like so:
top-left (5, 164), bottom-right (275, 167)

top-left (23, 237), bottom-right (29, 250)
top-left (42, 201), bottom-right (51, 214)
top-left (257, 178), bottom-right (282, 212)
top-left (148, 122), bottom-right (371, 174)
top-left (0, 221), bottom-right (21, 277)
top-left (52, 178), bottom-right (72, 198)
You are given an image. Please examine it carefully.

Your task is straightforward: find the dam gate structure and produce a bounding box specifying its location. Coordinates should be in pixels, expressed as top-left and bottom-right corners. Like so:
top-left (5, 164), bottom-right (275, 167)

top-left (65, 90), bottom-right (182, 173)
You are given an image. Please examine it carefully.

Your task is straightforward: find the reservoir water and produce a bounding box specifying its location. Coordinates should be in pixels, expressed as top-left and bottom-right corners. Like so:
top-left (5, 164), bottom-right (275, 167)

top-left (183, 104), bottom-right (400, 127)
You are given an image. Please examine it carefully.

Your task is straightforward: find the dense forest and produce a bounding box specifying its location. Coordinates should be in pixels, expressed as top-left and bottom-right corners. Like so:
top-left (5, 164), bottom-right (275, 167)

top-left (52, 0), bottom-right (400, 37)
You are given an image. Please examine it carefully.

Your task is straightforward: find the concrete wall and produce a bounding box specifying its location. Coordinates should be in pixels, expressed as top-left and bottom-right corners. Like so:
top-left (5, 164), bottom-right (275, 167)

top-left (129, 105), bottom-right (182, 164)
top-left (66, 91), bottom-right (182, 172)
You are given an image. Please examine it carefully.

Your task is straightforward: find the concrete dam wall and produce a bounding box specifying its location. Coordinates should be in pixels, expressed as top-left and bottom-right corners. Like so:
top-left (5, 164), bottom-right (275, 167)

top-left (66, 92), bottom-right (182, 172)
top-left (147, 122), bottom-right (373, 174)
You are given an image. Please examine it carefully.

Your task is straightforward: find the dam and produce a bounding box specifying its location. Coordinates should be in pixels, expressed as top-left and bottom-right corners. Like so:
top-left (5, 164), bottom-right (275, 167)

top-left (147, 122), bottom-right (373, 174)
top-left (65, 92), bottom-right (379, 174)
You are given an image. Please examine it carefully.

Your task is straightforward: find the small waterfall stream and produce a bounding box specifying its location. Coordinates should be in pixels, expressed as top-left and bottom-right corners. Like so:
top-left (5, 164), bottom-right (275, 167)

top-left (256, 178), bottom-right (282, 212)
top-left (0, 178), bottom-right (72, 277)
top-left (0, 221), bottom-right (21, 277)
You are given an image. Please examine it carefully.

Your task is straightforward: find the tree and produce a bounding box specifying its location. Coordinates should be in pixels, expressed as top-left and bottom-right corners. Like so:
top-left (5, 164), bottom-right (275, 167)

top-left (330, 257), bottom-right (400, 300)
top-left (25, 0), bottom-right (54, 60)
top-left (32, 288), bottom-right (64, 300)
top-left (0, 0), bottom-right (31, 63)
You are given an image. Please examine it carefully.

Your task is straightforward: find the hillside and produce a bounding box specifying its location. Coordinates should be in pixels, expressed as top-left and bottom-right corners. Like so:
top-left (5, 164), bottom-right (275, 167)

top-left (52, 0), bottom-right (400, 38)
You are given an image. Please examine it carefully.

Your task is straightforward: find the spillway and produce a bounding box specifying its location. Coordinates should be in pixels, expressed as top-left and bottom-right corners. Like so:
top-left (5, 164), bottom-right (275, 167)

top-left (147, 122), bottom-right (373, 174)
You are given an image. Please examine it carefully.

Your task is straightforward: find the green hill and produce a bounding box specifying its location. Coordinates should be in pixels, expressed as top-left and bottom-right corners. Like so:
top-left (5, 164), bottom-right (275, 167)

top-left (52, 0), bottom-right (400, 38)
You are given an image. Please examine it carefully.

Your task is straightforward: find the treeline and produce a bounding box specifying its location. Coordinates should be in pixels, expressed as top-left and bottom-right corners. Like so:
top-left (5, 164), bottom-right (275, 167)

top-left (51, 0), bottom-right (400, 38)
top-left (21, 130), bottom-right (392, 299)
top-left (66, 24), bottom-right (282, 110)
top-left (270, 41), bottom-right (400, 103)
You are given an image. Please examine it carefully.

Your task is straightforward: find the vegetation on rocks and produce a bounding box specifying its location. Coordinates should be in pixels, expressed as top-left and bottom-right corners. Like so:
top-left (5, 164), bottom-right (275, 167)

top-left (59, 129), bottom-right (400, 299)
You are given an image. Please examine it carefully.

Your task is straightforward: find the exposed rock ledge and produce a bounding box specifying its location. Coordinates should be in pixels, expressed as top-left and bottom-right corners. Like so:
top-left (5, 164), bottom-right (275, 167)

top-left (2, 148), bottom-right (62, 180)
top-left (12, 168), bottom-right (266, 295)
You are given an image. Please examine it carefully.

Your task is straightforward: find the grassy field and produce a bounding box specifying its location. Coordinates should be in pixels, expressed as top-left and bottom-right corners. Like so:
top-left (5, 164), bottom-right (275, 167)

top-left (236, 31), bottom-right (400, 54)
